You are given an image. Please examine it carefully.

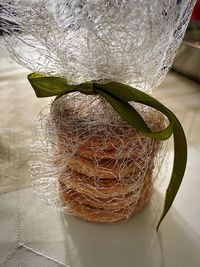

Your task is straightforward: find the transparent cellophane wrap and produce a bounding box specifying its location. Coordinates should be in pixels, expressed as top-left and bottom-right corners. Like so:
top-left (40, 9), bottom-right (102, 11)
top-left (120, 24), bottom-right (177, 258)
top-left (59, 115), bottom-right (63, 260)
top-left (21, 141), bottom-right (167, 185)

top-left (30, 93), bottom-right (168, 223)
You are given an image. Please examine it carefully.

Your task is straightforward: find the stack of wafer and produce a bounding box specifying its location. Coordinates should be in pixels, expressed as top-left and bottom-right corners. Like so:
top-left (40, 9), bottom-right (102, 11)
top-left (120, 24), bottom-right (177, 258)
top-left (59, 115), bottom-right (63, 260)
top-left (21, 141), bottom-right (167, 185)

top-left (51, 94), bottom-right (163, 223)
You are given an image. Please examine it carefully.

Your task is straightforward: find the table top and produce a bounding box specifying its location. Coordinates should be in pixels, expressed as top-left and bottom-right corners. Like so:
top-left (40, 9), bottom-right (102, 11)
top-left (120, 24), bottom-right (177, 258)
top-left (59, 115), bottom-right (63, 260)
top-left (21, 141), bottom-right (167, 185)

top-left (0, 48), bottom-right (200, 267)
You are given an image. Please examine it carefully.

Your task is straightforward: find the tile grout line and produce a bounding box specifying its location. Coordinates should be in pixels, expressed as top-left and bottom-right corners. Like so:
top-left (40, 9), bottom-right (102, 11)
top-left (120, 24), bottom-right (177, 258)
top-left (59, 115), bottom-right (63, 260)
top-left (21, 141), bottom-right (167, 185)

top-left (0, 246), bottom-right (20, 266)
top-left (0, 190), bottom-right (70, 266)
top-left (20, 244), bottom-right (70, 267)
top-left (0, 191), bottom-right (23, 266)
top-left (16, 190), bottom-right (22, 246)
top-left (16, 189), bottom-right (70, 266)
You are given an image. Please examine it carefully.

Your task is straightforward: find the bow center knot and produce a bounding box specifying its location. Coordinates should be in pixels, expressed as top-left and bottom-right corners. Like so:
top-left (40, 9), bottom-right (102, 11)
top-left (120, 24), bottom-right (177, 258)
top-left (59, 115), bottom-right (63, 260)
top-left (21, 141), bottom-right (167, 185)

top-left (76, 82), bottom-right (97, 95)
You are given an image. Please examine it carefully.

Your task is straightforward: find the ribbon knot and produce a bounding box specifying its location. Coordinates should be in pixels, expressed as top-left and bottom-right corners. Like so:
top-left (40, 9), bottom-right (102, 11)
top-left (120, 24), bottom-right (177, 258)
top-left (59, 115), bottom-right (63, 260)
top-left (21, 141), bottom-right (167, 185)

top-left (76, 82), bottom-right (97, 95)
top-left (28, 72), bottom-right (187, 230)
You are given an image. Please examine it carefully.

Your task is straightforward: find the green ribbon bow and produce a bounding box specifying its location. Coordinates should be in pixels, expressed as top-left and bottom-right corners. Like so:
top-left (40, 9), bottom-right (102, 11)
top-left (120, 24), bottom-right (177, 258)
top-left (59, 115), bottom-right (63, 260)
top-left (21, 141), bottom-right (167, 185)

top-left (28, 73), bottom-right (187, 230)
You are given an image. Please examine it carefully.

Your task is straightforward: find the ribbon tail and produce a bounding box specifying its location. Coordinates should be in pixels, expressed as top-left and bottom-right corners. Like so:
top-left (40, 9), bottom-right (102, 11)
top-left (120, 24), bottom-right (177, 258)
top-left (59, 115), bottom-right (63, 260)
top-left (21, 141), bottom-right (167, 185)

top-left (156, 113), bottom-right (187, 230)
top-left (95, 83), bottom-right (187, 231)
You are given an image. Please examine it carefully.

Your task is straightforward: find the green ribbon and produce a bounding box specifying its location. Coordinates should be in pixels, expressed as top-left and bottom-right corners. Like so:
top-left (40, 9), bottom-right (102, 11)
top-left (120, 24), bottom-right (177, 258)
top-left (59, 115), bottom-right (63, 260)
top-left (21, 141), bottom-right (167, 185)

top-left (28, 73), bottom-right (187, 230)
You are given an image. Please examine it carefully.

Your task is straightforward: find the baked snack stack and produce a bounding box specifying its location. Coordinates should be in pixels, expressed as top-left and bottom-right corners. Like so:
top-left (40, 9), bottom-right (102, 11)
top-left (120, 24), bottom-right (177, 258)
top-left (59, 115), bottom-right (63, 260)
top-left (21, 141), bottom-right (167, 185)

top-left (1, 1), bottom-right (191, 228)
top-left (48, 92), bottom-right (165, 223)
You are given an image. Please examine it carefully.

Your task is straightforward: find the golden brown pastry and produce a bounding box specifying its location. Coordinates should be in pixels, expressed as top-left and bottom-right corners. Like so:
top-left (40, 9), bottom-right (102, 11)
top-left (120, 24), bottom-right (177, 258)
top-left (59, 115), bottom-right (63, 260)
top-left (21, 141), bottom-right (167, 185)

top-left (51, 94), bottom-right (164, 223)
top-left (59, 168), bottom-right (149, 198)
top-left (66, 155), bottom-right (144, 179)
top-left (59, 169), bottom-right (153, 223)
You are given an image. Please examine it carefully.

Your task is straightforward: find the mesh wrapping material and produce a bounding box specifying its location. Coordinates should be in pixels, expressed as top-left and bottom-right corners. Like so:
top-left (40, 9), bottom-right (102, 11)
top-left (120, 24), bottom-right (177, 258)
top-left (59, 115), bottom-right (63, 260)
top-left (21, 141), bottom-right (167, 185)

top-left (0, 0), bottom-right (196, 92)
top-left (29, 93), bottom-right (167, 222)
top-left (0, 1), bottom-right (195, 221)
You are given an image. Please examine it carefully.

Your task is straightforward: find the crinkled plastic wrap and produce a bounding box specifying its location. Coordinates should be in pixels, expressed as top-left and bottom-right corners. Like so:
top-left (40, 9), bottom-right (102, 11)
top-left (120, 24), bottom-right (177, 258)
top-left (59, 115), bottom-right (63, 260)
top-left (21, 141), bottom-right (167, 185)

top-left (29, 94), bottom-right (167, 222)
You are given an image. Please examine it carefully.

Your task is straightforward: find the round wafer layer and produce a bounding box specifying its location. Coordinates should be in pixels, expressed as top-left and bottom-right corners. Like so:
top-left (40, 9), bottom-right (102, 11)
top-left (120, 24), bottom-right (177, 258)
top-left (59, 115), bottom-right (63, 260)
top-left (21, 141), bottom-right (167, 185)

top-left (66, 155), bottom-right (144, 179)
top-left (59, 168), bottom-right (150, 198)
top-left (59, 170), bottom-right (153, 223)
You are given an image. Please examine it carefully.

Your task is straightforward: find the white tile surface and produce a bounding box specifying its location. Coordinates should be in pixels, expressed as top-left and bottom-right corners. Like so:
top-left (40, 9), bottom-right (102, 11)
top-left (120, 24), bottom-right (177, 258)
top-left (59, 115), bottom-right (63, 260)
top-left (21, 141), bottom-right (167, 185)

top-left (3, 246), bottom-right (66, 267)
top-left (1, 185), bottom-right (199, 267)
top-left (0, 49), bottom-right (50, 194)
top-left (0, 191), bottom-right (18, 266)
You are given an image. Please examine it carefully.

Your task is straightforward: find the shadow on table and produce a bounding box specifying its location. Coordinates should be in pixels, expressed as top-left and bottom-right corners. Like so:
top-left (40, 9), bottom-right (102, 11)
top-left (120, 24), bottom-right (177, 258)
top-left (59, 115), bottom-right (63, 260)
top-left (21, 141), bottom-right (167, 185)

top-left (60, 190), bottom-right (200, 267)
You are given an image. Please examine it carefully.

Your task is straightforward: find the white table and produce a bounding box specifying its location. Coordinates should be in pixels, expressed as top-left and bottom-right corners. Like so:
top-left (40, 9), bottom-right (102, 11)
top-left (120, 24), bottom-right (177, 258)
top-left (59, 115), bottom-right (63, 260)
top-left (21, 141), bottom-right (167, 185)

top-left (0, 49), bottom-right (200, 267)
